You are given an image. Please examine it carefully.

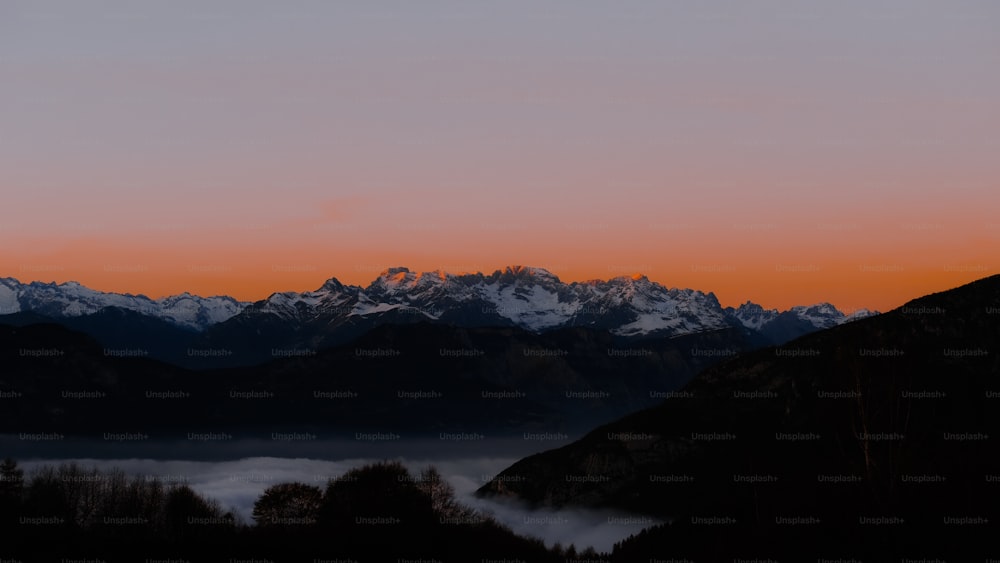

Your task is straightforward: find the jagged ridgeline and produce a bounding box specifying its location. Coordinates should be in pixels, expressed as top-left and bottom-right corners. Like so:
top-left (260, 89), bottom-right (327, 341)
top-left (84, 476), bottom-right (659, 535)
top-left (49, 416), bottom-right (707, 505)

top-left (1, 266), bottom-right (874, 368)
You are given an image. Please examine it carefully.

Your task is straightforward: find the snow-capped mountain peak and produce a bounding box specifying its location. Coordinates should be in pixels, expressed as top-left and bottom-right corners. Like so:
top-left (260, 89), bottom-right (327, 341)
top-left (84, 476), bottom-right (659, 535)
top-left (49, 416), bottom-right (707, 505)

top-left (319, 277), bottom-right (348, 292)
top-left (728, 301), bottom-right (780, 331)
top-left (0, 277), bottom-right (248, 330)
top-left (1, 269), bottom-right (879, 340)
top-left (789, 302), bottom-right (843, 329)
top-left (500, 265), bottom-right (558, 279)
top-left (369, 267), bottom-right (448, 289)
top-left (726, 299), bottom-right (880, 334)
top-left (0, 278), bottom-right (22, 315)
top-left (842, 307), bottom-right (879, 323)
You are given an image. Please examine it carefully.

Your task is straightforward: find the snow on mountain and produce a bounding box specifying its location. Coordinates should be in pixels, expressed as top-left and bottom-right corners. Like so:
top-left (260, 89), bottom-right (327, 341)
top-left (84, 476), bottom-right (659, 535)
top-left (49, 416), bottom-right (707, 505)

top-left (478, 266), bottom-right (584, 330)
top-left (726, 300), bottom-right (879, 332)
top-left (254, 268), bottom-right (461, 323)
top-left (362, 266), bottom-right (729, 336)
top-left (156, 293), bottom-right (247, 329)
top-left (0, 279), bottom-right (21, 315)
top-left (788, 303), bottom-right (844, 329)
top-left (571, 275), bottom-right (730, 336)
top-left (364, 267), bottom-right (475, 319)
top-left (235, 265), bottom-right (731, 336)
top-left (842, 308), bottom-right (878, 323)
top-left (255, 278), bottom-right (364, 322)
top-left (2, 268), bottom-right (879, 338)
top-left (727, 301), bottom-right (779, 331)
top-left (0, 278), bottom-right (247, 330)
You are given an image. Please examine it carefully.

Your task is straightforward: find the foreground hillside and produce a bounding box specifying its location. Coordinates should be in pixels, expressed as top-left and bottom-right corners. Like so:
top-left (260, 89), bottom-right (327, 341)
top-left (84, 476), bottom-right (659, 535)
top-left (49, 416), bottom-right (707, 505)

top-left (479, 275), bottom-right (1000, 559)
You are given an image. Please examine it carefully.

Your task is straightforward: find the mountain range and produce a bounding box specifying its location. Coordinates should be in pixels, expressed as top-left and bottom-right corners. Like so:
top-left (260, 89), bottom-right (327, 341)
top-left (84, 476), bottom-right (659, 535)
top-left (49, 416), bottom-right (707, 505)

top-left (0, 277), bottom-right (243, 331)
top-left (0, 266), bottom-right (875, 367)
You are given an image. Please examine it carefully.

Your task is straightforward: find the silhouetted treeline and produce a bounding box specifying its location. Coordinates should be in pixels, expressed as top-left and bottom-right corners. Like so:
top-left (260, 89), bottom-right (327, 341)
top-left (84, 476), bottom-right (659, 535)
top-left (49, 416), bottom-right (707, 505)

top-left (0, 458), bottom-right (579, 562)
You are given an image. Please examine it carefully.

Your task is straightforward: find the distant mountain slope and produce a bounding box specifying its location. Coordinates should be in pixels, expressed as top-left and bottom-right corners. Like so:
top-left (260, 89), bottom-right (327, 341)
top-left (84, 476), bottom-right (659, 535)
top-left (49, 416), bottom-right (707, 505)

top-left (0, 319), bottom-right (763, 436)
top-left (0, 307), bottom-right (202, 366)
top-left (478, 275), bottom-right (1000, 555)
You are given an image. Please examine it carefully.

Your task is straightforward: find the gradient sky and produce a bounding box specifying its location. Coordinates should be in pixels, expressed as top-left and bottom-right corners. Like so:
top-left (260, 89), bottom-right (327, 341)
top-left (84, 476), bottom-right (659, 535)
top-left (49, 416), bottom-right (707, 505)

top-left (2, 0), bottom-right (998, 312)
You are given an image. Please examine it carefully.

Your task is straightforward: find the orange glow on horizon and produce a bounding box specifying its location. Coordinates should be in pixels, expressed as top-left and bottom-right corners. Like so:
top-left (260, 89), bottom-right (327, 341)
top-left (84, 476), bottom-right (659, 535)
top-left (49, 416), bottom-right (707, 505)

top-left (2, 211), bottom-right (995, 313)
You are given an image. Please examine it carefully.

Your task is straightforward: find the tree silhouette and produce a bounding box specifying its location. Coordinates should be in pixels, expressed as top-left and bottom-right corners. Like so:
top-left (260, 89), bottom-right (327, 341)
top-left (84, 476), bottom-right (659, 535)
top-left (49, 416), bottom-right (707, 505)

top-left (416, 465), bottom-right (486, 523)
top-left (320, 461), bottom-right (435, 524)
top-left (0, 458), bottom-right (24, 525)
top-left (23, 465), bottom-right (70, 524)
top-left (56, 463), bottom-right (102, 527)
top-left (252, 482), bottom-right (322, 527)
top-left (0, 458), bottom-right (24, 495)
top-left (163, 484), bottom-right (233, 543)
top-left (2, 459), bottom-right (566, 561)
top-left (416, 466), bottom-right (455, 515)
top-left (317, 461), bottom-right (438, 555)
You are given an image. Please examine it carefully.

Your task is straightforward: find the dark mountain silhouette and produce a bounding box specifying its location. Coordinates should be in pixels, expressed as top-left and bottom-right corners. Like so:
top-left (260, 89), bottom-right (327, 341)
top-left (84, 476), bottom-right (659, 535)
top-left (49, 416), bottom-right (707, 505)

top-left (0, 320), bottom-right (758, 437)
top-left (479, 275), bottom-right (1000, 558)
top-left (0, 307), bottom-right (199, 365)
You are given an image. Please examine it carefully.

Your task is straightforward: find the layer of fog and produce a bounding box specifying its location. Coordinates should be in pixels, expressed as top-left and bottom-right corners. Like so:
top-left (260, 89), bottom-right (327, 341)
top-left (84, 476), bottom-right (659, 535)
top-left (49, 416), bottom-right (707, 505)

top-left (17, 453), bottom-right (659, 553)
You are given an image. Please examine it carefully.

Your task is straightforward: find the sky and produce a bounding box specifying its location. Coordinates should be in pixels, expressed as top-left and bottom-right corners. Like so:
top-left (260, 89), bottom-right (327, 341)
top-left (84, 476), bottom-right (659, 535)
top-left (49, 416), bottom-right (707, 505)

top-left (1, 0), bottom-right (998, 312)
